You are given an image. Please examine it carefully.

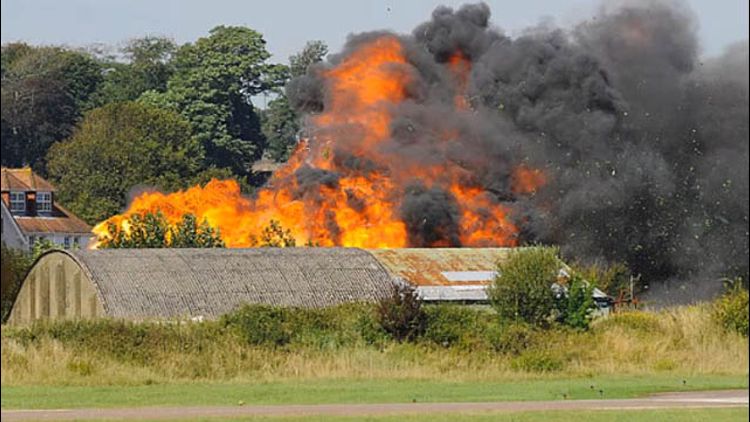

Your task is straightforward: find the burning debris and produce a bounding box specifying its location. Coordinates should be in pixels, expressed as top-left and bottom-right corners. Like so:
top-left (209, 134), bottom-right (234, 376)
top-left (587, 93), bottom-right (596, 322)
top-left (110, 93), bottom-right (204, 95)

top-left (94, 2), bottom-right (748, 291)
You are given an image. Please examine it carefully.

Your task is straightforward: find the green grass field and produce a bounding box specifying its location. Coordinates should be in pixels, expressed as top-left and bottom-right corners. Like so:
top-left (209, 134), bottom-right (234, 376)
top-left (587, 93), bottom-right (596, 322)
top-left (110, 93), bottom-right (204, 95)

top-left (90, 409), bottom-right (749, 422)
top-left (2, 374), bottom-right (747, 409)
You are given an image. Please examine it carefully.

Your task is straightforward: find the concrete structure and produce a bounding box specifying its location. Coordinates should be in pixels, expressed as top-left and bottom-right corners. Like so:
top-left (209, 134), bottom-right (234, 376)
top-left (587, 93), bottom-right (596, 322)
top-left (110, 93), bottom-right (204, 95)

top-left (6, 248), bottom-right (394, 324)
top-left (1, 167), bottom-right (94, 251)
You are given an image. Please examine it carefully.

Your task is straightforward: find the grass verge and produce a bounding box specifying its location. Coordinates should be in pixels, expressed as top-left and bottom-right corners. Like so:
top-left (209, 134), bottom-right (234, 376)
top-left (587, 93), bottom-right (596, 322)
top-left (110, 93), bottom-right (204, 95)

top-left (1, 374), bottom-right (747, 409)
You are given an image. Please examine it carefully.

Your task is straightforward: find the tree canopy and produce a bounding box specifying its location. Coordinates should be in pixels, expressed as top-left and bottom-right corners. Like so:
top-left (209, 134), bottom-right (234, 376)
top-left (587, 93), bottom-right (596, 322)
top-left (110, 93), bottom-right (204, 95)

top-left (99, 212), bottom-right (224, 248)
top-left (1, 44), bottom-right (102, 171)
top-left (46, 102), bottom-right (204, 223)
top-left (139, 26), bottom-right (287, 178)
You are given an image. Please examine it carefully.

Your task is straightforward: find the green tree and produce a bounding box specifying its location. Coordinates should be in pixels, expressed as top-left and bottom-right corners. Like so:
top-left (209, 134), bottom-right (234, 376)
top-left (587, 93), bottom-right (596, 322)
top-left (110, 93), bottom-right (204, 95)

top-left (261, 41), bottom-right (327, 162)
top-left (100, 212), bottom-right (224, 248)
top-left (1, 45), bottom-right (102, 171)
top-left (261, 96), bottom-right (299, 161)
top-left (249, 220), bottom-right (296, 247)
top-left (91, 36), bottom-right (176, 105)
top-left (140, 26), bottom-right (287, 179)
top-left (488, 247), bottom-right (562, 327)
top-left (46, 102), bottom-right (204, 224)
top-left (289, 40), bottom-right (328, 78)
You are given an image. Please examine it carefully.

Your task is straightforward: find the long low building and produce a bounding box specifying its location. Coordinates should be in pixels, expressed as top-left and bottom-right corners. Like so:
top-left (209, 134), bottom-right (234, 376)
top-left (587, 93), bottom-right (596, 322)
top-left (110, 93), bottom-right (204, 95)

top-left (6, 247), bottom-right (514, 325)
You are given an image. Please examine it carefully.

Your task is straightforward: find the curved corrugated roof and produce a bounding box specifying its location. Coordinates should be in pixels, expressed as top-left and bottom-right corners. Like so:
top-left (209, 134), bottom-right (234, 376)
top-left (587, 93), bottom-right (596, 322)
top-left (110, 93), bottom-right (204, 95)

top-left (64, 248), bottom-right (394, 318)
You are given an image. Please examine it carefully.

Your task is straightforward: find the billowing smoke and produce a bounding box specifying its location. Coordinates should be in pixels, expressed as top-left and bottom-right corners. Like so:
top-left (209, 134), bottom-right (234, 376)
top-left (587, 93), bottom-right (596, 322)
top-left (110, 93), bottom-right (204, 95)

top-left (286, 1), bottom-right (749, 298)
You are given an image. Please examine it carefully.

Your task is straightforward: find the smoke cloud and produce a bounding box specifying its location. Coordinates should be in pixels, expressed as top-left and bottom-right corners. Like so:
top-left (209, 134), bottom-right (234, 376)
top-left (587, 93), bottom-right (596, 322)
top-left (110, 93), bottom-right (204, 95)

top-left (284, 1), bottom-right (748, 300)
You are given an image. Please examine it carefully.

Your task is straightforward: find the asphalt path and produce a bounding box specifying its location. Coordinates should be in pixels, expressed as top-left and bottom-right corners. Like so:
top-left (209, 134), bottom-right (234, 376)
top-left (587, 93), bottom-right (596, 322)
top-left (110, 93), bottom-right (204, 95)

top-left (2, 389), bottom-right (748, 421)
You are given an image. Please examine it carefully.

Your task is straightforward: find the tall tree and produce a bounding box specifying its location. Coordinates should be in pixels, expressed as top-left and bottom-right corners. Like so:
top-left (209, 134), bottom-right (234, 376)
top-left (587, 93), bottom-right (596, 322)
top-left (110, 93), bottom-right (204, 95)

top-left (261, 41), bottom-right (327, 162)
top-left (1, 45), bottom-right (102, 171)
top-left (46, 102), bottom-right (204, 223)
top-left (140, 26), bottom-right (287, 179)
top-left (91, 36), bottom-right (176, 105)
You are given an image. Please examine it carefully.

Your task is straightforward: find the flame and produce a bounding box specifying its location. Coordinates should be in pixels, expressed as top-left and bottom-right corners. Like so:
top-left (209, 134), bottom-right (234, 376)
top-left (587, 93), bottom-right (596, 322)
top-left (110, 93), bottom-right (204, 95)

top-left (93, 36), bottom-right (545, 249)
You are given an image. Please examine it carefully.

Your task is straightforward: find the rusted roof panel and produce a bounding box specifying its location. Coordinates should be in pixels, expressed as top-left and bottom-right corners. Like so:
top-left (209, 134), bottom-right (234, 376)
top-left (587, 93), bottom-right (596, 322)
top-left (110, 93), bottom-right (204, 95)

top-left (16, 214), bottom-right (91, 234)
top-left (367, 248), bottom-right (513, 286)
top-left (1, 167), bottom-right (56, 192)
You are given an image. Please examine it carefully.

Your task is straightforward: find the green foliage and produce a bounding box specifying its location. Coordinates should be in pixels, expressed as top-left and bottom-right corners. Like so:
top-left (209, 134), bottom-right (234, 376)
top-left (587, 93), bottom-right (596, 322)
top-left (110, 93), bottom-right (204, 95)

top-left (422, 304), bottom-right (491, 349)
top-left (1, 243), bottom-right (30, 322)
top-left (148, 26), bottom-right (288, 177)
top-left (221, 305), bottom-right (291, 347)
top-left (220, 303), bottom-right (374, 349)
top-left (261, 96), bottom-right (299, 162)
top-left (289, 40), bottom-right (328, 78)
top-left (556, 274), bottom-right (596, 330)
top-left (488, 246), bottom-right (562, 327)
top-left (712, 280), bottom-right (749, 336)
top-left (91, 36), bottom-right (176, 105)
top-left (572, 261), bottom-right (632, 296)
top-left (375, 283), bottom-right (426, 342)
top-left (46, 101), bottom-right (204, 223)
top-left (488, 322), bottom-right (537, 355)
top-left (1, 44), bottom-right (102, 170)
top-left (249, 219), bottom-right (296, 247)
top-left (1, 239), bottom-right (56, 322)
top-left (7, 319), bottom-right (225, 365)
top-left (511, 350), bottom-right (564, 373)
top-left (99, 212), bottom-right (224, 249)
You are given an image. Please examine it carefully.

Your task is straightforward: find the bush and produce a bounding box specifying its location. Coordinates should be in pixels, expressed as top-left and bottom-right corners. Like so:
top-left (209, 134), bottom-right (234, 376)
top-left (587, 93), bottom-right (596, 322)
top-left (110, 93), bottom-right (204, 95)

top-left (713, 281), bottom-right (749, 337)
top-left (376, 283), bottom-right (426, 342)
top-left (556, 274), bottom-right (596, 330)
top-left (511, 350), bottom-right (564, 373)
top-left (221, 305), bottom-right (291, 347)
top-left (422, 304), bottom-right (489, 349)
top-left (488, 246), bottom-right (561, 327)
top-left (488, 322), bottom-right (537, 355)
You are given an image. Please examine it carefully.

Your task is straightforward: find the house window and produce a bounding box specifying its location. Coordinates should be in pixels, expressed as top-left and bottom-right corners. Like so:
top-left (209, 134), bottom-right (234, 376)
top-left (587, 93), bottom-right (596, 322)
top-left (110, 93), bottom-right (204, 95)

top-left (64, 236), bottom-right (71, 249)
top-left (37, 192), bottom-right (52, 213)
top-left (9, 192), bottom-right (25, 213)
top-left (73, 236), bottom-right (80, 248)
top-left (28, 235), bottom-right (36, 246)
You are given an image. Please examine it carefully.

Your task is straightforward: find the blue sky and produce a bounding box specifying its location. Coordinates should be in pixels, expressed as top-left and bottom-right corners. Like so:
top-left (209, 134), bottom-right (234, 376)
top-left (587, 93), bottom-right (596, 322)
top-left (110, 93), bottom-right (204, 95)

top-left (2, 0), bottom-right (747, 63)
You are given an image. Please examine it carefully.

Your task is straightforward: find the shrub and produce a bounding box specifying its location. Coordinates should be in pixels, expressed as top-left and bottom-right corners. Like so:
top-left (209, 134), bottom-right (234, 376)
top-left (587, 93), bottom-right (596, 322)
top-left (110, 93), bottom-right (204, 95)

top-left (511, 350), bottom-right (564, 373)
top-left (556, 274), bottom-right (596, 330)
top-left (488, 322), bottom-right (537, 355)
top-left (591, 310), bottom-right (662, 334)
top-left (488, 246), bottom-right (561, 327)
top-left (713, 281), bottom-right (749, 337)
top-left (572, 261), bottom-right (631, 296)
top-left (422, 304), bottom-right (488, 349)
top-left (376, 283), bottom-right (426, 342)
top-left (221, 304), bottom-right (291, 347)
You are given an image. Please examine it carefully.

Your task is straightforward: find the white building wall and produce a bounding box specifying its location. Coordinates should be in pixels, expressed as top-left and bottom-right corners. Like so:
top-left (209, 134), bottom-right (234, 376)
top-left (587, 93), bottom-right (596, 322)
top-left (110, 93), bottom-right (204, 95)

top-left (28, 232), bottom-right (94, 251)
top-left (1, 201), bottom-right (29, 250)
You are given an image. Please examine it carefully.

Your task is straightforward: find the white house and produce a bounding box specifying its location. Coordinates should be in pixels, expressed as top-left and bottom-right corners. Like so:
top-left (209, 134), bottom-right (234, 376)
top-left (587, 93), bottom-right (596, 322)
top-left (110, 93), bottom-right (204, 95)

top-left (1, 167), bottom-right (93, 251)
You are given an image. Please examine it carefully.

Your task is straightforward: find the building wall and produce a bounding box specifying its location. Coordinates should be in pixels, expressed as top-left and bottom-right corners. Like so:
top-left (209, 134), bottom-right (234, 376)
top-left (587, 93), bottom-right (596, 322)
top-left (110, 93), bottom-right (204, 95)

top-left (28, 233), bottom-right (94, 251)
top-left (7, 252), bottom-right (104, 325)
top-left (1, 201), bottom-right (28, 250)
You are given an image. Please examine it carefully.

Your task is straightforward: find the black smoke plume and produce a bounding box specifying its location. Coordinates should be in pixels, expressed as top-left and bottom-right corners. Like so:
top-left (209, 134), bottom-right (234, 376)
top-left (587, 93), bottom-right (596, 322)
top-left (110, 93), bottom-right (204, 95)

top-left (287, 1), bottom-right (748, 301)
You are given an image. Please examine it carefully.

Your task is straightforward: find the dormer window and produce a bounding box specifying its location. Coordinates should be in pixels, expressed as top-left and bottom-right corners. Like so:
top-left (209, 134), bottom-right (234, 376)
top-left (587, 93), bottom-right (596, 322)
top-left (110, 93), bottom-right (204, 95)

top-left (9, 191), bottom-right (25, 213)
top-left (37, 192), bottom-right (52, 213)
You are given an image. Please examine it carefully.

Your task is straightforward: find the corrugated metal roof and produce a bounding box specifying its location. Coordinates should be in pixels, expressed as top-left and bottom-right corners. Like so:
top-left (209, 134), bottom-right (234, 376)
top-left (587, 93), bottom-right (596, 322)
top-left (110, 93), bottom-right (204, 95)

top-left (1, 167), bottom-right (56, 192)
top-left (367, 248), bottom-right (512, 286)
top-left (16, 214), bottom-right (91, 234)
top-left (65, 248), bottom-right (394, 318)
